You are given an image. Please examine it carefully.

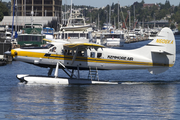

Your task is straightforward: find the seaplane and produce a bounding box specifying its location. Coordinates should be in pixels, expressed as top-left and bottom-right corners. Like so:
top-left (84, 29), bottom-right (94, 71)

top-left (8, 27), bottom-right (176, 85)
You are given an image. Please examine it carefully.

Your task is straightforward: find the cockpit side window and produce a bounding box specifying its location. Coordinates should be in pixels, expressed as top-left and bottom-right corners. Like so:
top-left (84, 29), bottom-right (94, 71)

top-left (45, 44), bottom-right (54, 49)
top-left (50, 47), bottom-right (56, 52)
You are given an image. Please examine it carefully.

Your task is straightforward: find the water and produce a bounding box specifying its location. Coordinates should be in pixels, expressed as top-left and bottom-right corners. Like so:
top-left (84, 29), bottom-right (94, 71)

top-left (1, 36), bottom-right (180, 119)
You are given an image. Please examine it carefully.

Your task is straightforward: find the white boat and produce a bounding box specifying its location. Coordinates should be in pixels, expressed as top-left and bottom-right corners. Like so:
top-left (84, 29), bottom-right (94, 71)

top-left (56, 30), bottom-right (92, 43)
top-left (60, 24), bottom-right (91, 31)
top-left (126, 31), bottom-right (136, 40)
top-left (172, 28), bottom-right (180, 35)
top-left (94, 30), bottom-right (126, 47)
top-left (102, 23), bottom-right (114, 30)
top-left (60, 10), bottom-right (91, 31)
top-left (133, 27), bottom-right (144, 36)
top-left (148, 28), bottom-right (160, 40)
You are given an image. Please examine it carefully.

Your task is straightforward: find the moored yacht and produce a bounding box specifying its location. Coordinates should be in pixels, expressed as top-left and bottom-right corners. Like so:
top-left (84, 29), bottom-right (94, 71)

top-left (60, 10), bottom-right (91, 32)
top-left (93, 30), bottom-right (126, 47)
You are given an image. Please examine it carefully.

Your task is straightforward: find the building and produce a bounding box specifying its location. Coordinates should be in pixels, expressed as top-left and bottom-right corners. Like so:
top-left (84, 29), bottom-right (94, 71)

top-left (11, 0), bottom-right (62, 17)
top-left (143, 3), bottom-right (158, 8)
top-left (138, 19), bottom-right (170, 28)
top-left (0, 0), bottom-right (62, 31)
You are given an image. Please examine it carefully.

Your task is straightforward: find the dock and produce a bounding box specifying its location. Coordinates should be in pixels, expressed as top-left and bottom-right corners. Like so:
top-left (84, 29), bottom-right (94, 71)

top-left (125, 36), bottom-right (150, 43)
top-left (0, 42), bottom-right (12, 65)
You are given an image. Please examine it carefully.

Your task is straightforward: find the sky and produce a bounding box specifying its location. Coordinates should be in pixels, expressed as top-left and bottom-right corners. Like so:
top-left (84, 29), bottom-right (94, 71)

top-left (2, 0), bottom-right (180, 8)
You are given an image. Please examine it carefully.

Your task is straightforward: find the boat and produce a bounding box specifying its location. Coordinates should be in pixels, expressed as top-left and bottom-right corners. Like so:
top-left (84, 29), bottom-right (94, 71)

top-left (148, 30), bottom-right (158, 40)
top-left (102, 23), bottom-right (114, 30)
top-left (93, 30), bottom-right (126, 47)
top-left (42, 27), bottom-right (54, 39)
top-left (56, 30), bottom-right (92, 43)
top-left (16, 6), bottom-right (47, 47)
top-left (173, 29), bottom-right (180, 35)
top-left (0, 42), bottom-right (12, 64)
top-left (60, 9), bottom-right (91, 31)
top-left (43, 27), bottom-right (54, 35)
top-left (17, 24), bottom-right (46, 47)
top-left (55, 9), bottom-right (94, 44)
top-left (125, 31), bottom-right (136, 40)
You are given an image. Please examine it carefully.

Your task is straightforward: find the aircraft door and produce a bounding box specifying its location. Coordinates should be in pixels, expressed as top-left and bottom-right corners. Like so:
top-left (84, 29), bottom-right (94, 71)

top-left (96, 51), bottom-right (104, 69)
top-left (49, 46), bottom-right (57, 53)
top-left (89, 51), bottom-right (97, 68)
top-left (46, 46), bottom-right (58, 61)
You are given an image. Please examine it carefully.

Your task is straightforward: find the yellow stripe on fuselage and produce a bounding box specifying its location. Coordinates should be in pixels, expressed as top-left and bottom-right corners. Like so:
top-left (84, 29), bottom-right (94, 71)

top-left (15, 50), bottom-right (174, 67)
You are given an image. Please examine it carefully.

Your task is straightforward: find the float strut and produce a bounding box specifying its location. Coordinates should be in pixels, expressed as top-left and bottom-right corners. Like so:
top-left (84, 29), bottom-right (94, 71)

top-left (48, 67), bottom-right (53, 76)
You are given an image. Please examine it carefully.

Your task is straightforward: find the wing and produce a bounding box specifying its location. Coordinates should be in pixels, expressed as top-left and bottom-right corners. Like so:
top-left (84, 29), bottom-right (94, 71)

top-left (63, 43), bottom-right (105, 50)
top-left (43, 38), bottom-right (54, 42)
top-left (43, 38), bottom-right (70, 44)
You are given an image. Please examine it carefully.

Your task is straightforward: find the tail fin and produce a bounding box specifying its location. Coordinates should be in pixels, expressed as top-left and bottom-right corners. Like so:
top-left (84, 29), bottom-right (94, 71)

top-left (147, 27), bottom-right (176, 74)
top-left (149, 27), bottom-right (176, 56)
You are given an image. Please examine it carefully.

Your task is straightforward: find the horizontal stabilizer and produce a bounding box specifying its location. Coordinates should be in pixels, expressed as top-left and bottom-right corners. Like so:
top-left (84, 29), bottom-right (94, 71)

top-left (151, 50), bottom-right (173, 55)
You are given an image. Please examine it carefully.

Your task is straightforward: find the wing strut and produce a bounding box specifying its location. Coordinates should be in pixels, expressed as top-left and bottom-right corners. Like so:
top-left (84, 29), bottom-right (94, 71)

top-left (71, 47), bottom-right (79, 65)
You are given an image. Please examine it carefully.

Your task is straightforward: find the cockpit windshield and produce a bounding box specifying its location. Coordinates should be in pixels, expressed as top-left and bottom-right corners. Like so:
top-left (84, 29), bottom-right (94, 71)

top-left (45, 44), bottom-right (54, 49)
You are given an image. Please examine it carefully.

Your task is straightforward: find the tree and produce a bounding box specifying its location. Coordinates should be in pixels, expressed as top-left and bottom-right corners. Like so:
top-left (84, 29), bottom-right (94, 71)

top-left (165, 0), bottom-right (171, 9)
top-left (0, 12), bottom-right (3, 21)
top-left (141, 0), bottom-right (145, 4)
top-left (178, 24), bottom-right (180, 31)
top-left (0, 1), bottom-right (9, 21)
top-left (170, 23), bottom-right (176, 29)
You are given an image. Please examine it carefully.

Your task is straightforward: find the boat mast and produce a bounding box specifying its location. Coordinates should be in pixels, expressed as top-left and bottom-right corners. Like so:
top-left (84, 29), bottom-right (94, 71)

top-left (118, 1), bottom-right (119, 29)
top-left (24, 0), bottom-right (26, 27)
top-left (154, 13), bottom-right (156, 28)
top-left (70, 0), bottom-right (72, 25)
top-left (134, 4), bottom-right (135, 29)
top-left (129, 11), bottom-right (131, 30)
top-left (120, 5), bottom-right (126, 29)
top-left (15, 0), bottom-right (18, 32)
top-left (11, 0), bottom-right (15, 39)
top-left (31, 6), bottom-right (34, 28)
top-left (109, 3), bottom-right (111, 29)
top-left (98, 13), bottom-right (99, 30)
top-left (65, 0), bottom-right (67, 25)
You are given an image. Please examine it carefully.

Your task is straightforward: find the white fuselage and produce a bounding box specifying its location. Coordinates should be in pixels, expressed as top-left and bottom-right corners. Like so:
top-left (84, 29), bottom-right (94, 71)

top-left (12, 41), bottom-right (173, 72)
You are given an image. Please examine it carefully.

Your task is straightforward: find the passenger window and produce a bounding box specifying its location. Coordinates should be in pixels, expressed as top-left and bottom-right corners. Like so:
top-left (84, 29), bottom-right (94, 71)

top-left (77, 51), bottom-right (84, 56)
top-left (67, 50), bottom-right (72, 55)
top-left (97, 53), bottom-right (102, 58)
top-left (64, 49), bottom-right (72, 55)
top-left (90, 52), bottom-right (95, 58)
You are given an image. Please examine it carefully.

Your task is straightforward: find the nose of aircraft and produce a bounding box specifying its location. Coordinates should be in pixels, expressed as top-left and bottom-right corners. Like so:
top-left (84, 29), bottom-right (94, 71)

top-left (4, 49), bottom-right (18, 56)
top-left (4, 51), bottom-right (11, 55)
top-left (11, 49), bottom-right (18, 56)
